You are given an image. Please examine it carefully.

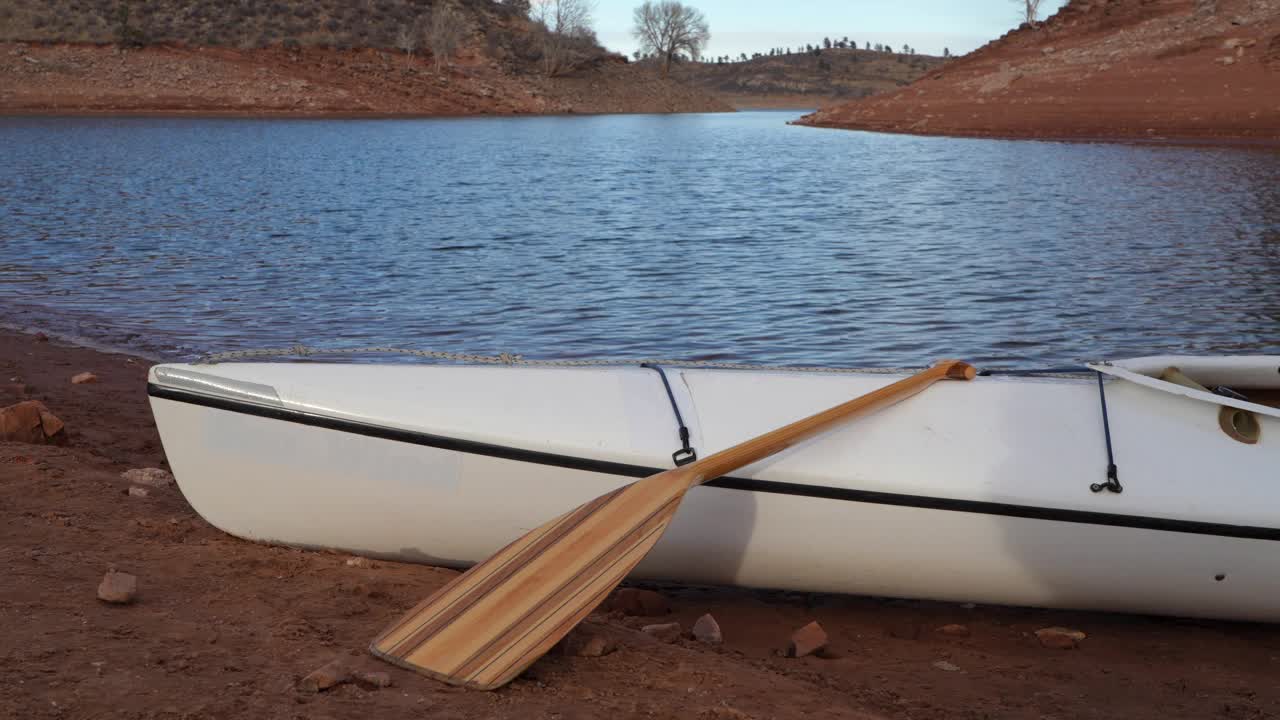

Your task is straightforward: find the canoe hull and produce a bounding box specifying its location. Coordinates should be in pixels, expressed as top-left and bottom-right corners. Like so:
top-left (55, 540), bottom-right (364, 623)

top-left (148, 359), bottom-right (1280, 621)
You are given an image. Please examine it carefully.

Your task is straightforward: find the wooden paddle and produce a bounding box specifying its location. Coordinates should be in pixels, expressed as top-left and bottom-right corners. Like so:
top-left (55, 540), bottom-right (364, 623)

top-left (370, 359), bottom-right (976, 690)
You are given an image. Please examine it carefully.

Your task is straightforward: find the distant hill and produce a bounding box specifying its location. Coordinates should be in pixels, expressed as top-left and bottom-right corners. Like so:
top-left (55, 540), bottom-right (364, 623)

top-left (2, 0), bottom-right (498, 50)
top-left (0, 0), bottom-right (733, 116)
top-left (797, 0), bottom-right (1280, 141)
top-left (673, 48), bottom-right (947, 108)
top-left (0, 0), bottom-right (617, 77)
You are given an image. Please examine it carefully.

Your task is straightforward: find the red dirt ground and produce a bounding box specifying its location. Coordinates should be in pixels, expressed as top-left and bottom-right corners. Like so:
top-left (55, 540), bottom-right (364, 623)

top-left (0, 42), bottom-right (731, 117)
top-left (797, 0), bottom-right (1280, 142)
top-left (3, 328), bottom-right (1280, 719)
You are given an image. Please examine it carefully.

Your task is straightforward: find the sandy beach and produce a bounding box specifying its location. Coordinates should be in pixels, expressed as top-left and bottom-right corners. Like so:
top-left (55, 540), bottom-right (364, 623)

top-left (3, 327), bottom-right (1280, 718)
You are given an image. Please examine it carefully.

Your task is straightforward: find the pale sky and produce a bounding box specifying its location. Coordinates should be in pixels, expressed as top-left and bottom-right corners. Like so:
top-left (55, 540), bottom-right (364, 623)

top-left (594, 0), bottom-right (1071, 59)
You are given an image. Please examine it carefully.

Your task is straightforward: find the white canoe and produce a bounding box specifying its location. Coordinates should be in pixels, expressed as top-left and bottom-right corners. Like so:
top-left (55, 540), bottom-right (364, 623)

top-left (148, 355), bottom-right (1280, 621)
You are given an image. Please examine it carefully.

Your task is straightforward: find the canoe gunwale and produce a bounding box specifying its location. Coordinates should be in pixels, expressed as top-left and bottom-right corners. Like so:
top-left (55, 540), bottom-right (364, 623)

top-left (1091, 362), bottom-right (1280, 419)
top-left (147, 382), bottom-right (1280, 543)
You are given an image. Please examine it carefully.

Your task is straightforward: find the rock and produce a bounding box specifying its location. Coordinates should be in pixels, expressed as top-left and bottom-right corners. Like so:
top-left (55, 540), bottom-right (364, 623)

top-left (2, 383), bottom-right (30, 399)
top-left (34, 332), bottom-right (48, 342)
top-left (127, 486), bottom-right (150, 498)
top-left (558, 627), bottom-right (616, 657)
top-left (1216, 55), bottom-right (1236, 65)
top-left (1041, 46), bottom-right (1056, 55)
top-left (936, 624), bottom-right (971, 638)
top-left (352, 670), bottom-right (392, 689)
top-left (607, 588), bottom-right (670, 616)
top-left (71, 372), bottom-right (98, 384)
top-left (299, 658), bottom-right (350, 693)
top-left (932, 660), bottom-right (961, 672)
top-left (344, 556), bottom-right (378, 569)
top-left (786, 621), bottom-right (828, 658)
top-left (121, 468), bottom-right (174, 487)
top-left (97, 571), bottom-right (137, 604)
top-left (1035, 626), bottom-right (1087, 649)
top-left (692, 613), bottom-right (722, 644)
top-left (0, 400), bottom-right (65, 444)
top-left (1223, 38), bottom-right (1248, 49)
top-left (641, 622), bottom-right (683, 643)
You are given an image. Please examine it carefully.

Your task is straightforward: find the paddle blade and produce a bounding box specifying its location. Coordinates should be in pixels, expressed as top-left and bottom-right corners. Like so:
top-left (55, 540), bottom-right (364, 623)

top-left (370, 469), bottom-right (692, 690)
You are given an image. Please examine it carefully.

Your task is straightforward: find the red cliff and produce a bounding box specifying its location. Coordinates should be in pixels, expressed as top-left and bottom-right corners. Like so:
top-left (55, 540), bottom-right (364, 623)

top-left (797, 0), bottom-right (1280, 142)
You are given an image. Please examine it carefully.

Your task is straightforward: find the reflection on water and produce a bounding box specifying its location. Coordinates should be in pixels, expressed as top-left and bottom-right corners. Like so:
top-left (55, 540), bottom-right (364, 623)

top-left (1, 113), bottom-right (1277, 366)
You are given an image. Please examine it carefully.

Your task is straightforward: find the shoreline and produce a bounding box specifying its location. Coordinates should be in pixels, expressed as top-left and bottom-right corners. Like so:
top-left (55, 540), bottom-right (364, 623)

top-left (793, 120), bottom-right (1280, 149)
top-left (0, 107), bottom-right (739, 120)
top-left (9, 106), bottom-right (1276, 149)
top-left (0, 42), bottom-right (734, 118)
top-left (4, 325), bottom-right (1280, 717)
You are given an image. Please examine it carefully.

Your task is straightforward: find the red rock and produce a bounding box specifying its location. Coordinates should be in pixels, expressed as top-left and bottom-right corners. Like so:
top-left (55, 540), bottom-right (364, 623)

top-left (641, 622), bottom-right (682, 643)
top-left (607, 587), bottom-right (670, 616)
top-left (0, 400), bottom-right (65, 444)
top-left (97, 570), bottom-right (137, 604)
top-left (932, 660), bottom-right (961, 672)
top-left (786, 621), bottom-right (828, 658)
top-left (936, 624), bottom-right (971, 638)
top-left (299, 658), bottom-right (350, 693)
top-left (127, 486), bottom-right (150, 498)
top-left (692, 613), bottom-right (722, 644)
top-left (558, 627), bottom-right (616, 657)
top-left (1035, 626), bottom-right (1086, 649)
top-left (120, 468), bottom-right (174, 487)
top-left (353, 670), bottom-right (392, 689)
top-left (71, 372), bottom-right (98, 384)
top-left (344, 556), bottom-right (378, 568)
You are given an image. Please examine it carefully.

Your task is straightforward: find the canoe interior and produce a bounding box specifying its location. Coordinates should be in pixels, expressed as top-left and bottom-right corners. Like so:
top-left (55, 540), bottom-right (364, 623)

top-left (1121, 356), bottom-right (1280, 409)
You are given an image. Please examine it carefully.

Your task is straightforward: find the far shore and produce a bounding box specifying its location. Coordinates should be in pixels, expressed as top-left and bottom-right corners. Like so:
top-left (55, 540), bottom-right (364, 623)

top-left (0, 42), bottom-right (734, 119)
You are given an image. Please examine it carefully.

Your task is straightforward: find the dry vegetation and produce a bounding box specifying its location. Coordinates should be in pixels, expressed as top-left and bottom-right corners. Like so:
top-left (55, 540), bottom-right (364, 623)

top-left (0, 0), bottom-right (609, 73)
top-left (675, 47), bottom-right (946, 102)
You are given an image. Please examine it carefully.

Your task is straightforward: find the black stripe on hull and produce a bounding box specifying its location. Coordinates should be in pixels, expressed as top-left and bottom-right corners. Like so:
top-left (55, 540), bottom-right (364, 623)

top-left (147, 383), bottom-right (1280, 542)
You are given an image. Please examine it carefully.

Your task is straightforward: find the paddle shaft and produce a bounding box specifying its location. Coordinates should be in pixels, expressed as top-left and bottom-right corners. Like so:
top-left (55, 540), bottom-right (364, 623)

top-left (682, 359), bottom-right (976, 484)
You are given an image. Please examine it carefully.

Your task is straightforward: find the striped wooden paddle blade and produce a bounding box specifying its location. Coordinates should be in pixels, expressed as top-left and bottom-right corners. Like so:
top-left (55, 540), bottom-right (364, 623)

top-left (369, 467), bottom-right (694, 691)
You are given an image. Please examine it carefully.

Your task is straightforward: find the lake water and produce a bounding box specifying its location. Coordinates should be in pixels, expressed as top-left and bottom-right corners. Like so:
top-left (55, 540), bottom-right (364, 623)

top-left (1, 112), bottom-right (1278, 367)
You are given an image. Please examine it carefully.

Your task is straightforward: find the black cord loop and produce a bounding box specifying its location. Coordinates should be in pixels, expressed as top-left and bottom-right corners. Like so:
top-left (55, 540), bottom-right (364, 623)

top-left (642, 363), bottom-right (697, 467)
top-left (1091, 371), bottom-right (1123, 494)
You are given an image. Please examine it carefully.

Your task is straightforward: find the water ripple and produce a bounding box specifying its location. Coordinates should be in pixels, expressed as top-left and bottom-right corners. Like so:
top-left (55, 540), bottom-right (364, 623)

top-left (1, 113), bottom-right (1278, 366)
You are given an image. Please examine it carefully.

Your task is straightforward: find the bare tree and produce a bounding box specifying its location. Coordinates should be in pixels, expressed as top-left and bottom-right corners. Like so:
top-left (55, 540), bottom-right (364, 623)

top-left (429, 5), bottom-right (465, 71)
top-left (397, 20), bottom-right (420, 65)
top-left (530, 0), bottom-right (596, 76)
top-left (531, 0), bottom-right (595, 36)
top-left (632, 1), bottom-right (710, 76)
top-left (1013, 0), bottom-right (1045, 25)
